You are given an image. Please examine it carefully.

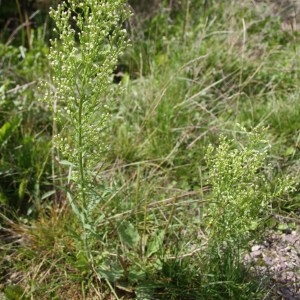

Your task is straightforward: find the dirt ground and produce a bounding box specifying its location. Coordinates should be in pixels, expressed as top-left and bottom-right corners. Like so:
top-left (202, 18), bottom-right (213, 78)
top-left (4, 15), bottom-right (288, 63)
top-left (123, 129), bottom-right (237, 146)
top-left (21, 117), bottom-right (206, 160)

top-left (245, 216), bottom-right (300, 299)
top-left (253, 0), bottom-right (300, 30)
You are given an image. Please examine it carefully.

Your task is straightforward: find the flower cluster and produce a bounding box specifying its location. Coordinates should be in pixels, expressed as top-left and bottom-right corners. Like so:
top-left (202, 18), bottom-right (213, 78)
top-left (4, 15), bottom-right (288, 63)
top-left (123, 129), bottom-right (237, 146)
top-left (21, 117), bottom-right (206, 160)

top-left (47, 0), bottom-right (130, 206)
top-left (205, 128), bottom-right (294, 247)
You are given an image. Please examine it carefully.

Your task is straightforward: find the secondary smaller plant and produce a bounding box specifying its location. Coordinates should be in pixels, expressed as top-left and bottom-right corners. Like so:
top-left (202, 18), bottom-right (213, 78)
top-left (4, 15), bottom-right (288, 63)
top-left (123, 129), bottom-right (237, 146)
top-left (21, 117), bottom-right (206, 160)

top-left (203, 127), bottom-right (295, 297)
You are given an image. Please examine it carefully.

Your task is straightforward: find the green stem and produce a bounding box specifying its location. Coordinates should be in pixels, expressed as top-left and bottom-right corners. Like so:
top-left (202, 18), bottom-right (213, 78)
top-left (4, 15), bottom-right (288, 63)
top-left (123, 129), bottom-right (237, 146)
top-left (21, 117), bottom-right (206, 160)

top-left (78, 96), bottom-right (86, 208)
top-left (15, 0), bottom-right (25, 46)
top-left (78, 99), bottom-right (90, 259)
top-left (182, 0), bottom-right (190, 45)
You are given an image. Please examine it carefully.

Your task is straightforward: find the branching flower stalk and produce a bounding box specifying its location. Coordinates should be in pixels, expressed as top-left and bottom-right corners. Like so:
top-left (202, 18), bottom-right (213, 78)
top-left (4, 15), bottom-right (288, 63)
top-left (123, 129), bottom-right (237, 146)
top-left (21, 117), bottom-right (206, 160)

top-left (201, 127), bottom-right (296, 291)
top-left (46, 0), bottom-right (130, 251)
top-left (205, 127), bottom-right (295, 265)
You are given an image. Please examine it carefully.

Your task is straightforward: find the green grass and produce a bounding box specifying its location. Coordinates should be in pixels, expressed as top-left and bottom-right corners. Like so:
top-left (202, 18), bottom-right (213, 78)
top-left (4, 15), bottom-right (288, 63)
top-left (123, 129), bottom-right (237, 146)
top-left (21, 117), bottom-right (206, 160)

top-left (0, 0), bottom-right (300, 299)
top-left (0, 34), bottom-right (52, 216)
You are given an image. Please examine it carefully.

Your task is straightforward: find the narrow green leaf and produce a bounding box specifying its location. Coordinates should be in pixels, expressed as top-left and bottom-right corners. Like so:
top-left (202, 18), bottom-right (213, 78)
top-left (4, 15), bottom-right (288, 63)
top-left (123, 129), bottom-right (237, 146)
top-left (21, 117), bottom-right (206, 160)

top-left (0, 192), bottom-right (8, 205)
top-left (41, 190), bottom-right (56, 200)
top-left (59, 160), bottom-right (75, 167)
top-left (18, 178), bottom-right (28, 200)
top-left (284, 146), bottom-right (296, 157)
top-left (0, 117), bottom-right (21, 146)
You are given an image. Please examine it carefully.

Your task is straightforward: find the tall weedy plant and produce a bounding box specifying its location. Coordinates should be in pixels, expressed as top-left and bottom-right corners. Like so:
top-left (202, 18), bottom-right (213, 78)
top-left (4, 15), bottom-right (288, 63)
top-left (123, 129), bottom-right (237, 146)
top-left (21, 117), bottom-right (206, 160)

top-left (45, 0), bottom-right (130, 250)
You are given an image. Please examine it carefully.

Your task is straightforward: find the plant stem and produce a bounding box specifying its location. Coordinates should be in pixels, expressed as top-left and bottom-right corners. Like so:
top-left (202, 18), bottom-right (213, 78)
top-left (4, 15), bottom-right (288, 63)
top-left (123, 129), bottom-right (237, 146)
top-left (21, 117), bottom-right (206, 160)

top-left (182, 0), bottom-right (190, 45)
top-left (78, 96), bottom-right (86, 208)
top-left (15, 0), bottom-right (25, 47)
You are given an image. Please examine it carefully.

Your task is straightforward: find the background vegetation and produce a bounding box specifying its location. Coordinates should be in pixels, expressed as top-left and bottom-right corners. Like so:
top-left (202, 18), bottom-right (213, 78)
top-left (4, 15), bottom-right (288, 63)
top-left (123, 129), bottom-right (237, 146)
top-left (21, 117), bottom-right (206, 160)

top-left (0, 0), bottom-right (299, 299)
